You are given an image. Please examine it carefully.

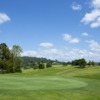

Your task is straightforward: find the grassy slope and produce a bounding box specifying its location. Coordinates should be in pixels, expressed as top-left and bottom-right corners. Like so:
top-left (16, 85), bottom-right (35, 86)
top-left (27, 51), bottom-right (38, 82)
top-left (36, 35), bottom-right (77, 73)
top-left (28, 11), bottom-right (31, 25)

top-left (0, 65), bottom-right (100, 100)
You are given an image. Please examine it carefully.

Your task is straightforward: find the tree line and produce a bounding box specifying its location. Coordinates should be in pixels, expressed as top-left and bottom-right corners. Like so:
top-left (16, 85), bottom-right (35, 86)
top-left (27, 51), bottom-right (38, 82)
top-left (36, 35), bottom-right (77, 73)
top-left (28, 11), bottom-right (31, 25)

top-left (22, 57), bottom-right (100, 69)
top-left (0, 43), bottom-right (100, 74)
top-left (0, 43), bottom-right (22, 74)
top-left (71, 58), bottom-right (96, 68)
top-left (21, 56), bottom-right (53, 69)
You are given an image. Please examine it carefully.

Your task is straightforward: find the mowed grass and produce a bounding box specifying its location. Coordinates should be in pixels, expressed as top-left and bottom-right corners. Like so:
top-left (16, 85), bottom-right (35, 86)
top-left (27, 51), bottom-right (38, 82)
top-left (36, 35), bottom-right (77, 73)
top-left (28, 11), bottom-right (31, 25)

top-left (0, 65), bottom-right (100, 100)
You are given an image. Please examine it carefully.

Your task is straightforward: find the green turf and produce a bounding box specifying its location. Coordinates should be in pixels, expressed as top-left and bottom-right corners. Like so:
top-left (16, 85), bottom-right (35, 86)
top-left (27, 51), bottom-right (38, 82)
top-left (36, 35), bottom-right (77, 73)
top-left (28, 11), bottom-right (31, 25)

top-left (0, 76), bottom-right (87, 90)
top-left (0, 65), bottom-right (100, 100)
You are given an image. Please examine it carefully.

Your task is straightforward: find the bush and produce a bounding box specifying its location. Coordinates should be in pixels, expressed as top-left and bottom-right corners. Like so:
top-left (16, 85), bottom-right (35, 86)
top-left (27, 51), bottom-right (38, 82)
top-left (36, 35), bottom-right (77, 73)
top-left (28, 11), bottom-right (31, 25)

top-left (46, 62), bottom-right (52, 68)
top-left (62, 62), bottom-right (68, 66)
top-left (33, 63), bottom-right (38, 69)
top-left (72, 58), bottom-right (87, 68)
top-left (38, 62), bottom-right (45, 69)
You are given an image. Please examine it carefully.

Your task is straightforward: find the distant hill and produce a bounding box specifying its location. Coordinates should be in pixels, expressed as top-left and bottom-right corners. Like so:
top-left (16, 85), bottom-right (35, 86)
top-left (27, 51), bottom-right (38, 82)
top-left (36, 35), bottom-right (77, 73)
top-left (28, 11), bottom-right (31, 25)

top-left (21, 56), bottom-right (54, 68)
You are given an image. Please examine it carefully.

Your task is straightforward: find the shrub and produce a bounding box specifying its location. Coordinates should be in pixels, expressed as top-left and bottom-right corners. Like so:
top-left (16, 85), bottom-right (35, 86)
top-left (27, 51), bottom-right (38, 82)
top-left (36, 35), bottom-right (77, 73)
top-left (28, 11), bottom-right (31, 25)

top-left (38, 62), bottom-right (45, 69)
top-left (46, 62), bottom-right (52, 68)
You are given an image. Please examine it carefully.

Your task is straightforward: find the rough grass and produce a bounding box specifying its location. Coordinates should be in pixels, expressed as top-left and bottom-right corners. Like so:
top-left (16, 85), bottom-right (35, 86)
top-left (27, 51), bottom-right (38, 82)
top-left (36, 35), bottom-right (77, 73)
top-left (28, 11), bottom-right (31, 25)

top-left (0, 65), bottom-right (100, 100)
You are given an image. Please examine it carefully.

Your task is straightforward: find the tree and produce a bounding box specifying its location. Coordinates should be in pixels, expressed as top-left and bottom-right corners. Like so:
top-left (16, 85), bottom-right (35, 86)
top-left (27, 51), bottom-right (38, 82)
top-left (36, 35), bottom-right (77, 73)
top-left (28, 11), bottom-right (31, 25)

top-left (87, 60), bottom-right (91, 66)
top-left (0, 43), bottom-right (23, 74)
top-left (0, 59), bottom-right (4, 74)
top-left (11, 45), bottom-right (22, 57)
top-left (79, 58), bottom-right (87, 68)
top-left (0, 43), bottom-right (11, 60)
top-left (87, 60), bottom-right (95, 66)
top-left (11, 45), bottom-right (23, 72)
top-left (0, 43), bottom-right (13, 73)
top-left (46, 62), bottom-right (52, 68)
top-left (62, 62), bottom-right (68, 66)
top-left (33, 63), bottom-right (38, 69)
top-left (38, 62), bottom-right (45, 69)
top-left (21, 57), bottom-right (54, 69)
top-left (91, 61), bottom-right (95, 66)
top-left (72, 58), bottom-right (87, 68)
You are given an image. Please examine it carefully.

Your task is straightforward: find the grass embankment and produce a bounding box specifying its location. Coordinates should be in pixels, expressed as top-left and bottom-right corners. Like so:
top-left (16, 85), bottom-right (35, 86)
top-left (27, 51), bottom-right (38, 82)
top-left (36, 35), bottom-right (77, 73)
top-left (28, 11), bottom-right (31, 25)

top-left (0, 65), bottom-right (100, 100)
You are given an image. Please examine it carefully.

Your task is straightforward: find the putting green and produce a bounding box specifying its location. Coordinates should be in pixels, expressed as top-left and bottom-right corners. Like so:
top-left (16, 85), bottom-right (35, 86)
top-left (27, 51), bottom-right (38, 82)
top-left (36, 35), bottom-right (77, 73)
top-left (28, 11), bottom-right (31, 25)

top-left (0, 76), bottom-right (87, 90)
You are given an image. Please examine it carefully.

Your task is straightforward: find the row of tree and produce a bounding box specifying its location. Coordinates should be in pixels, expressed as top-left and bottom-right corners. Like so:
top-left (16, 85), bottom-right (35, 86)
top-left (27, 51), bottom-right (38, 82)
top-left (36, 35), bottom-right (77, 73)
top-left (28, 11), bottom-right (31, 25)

top-left (24, 62), bottom-right (52, 69)
top-left (22, 56), bottom-right (98, 69)
top-left (21, 56), bottom-right (53, 68)
top-left (0, 43), bottom-right (99, 73)
top-left (0, 43), bottom-right (22, 74)
top-left (72, 58), bottom-right (95, 68)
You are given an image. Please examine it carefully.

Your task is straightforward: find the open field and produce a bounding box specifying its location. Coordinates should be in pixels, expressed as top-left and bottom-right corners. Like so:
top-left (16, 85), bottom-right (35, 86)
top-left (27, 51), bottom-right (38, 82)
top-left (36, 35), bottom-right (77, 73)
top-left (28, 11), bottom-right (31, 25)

top-left (0, 65), bottom-right (100, 100)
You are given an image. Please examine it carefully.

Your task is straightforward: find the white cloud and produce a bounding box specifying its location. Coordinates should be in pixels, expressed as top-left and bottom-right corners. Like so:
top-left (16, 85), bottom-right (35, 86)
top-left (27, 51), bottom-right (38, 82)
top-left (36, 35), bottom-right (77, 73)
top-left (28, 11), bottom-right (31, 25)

top-left (21, 48), bottom-right (100, 62)
top-left (67, 48), bottom-right (94, 60)
top-left (81, 0), bottom-right (100, 28)
top-left (68, 48), bottom-right (100, 61)
top-left (0, 13), bottom-right (10, 24)
top-left (21, 48), bottom-right (62, 60)
top-left (86, 40), bottom-right (100, 51)
top-left (40, 42), bottom-right (53, 48)
top-left (90, 16), bottom-right (100, 28)
top-left (82, 32), bottom-right (88, 36)
top-left (71, 2), bottom-right (82, 10)
top-left (81, 9), bottom-right (100, 24)
top-left (63, 34), bottom-right (80, 43)
top-left (39, 48), bottom-right (58, 55)
top-left (92, 0), bottom-right (100, 8)
top-left (21, 50), bottom-right (37, 57)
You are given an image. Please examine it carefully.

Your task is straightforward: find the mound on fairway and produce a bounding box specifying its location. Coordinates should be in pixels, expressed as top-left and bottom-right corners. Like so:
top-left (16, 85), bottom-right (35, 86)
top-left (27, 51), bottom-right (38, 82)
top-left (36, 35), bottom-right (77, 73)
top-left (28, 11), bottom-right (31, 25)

top-left (0, 76), bottom-right (87, 90)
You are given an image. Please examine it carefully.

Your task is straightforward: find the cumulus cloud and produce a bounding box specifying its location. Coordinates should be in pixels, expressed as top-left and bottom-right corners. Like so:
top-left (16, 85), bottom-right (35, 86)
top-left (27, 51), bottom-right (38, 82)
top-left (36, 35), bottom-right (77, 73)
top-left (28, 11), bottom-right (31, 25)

top-left (21, 48), bottom-right (100, 62)
top-left (0, 13), bottom-right (10, 24)
top-left (66, 48), bottom-right (99, 61)
top-left (71, 2), bottom-right (82, 11)
top-left (21, 48), bottom-right (62, 60)
top-left (90, 16), bottom-right (100, 28)
top-left (92, 0), bottom-right (100, 8)
top-left (81, 0), bottom-right (100, 28)
top-left (63, 34), bottom-right (80, 43)
top-left (21, 50), bottom-right (37, 57)
top-left (40, 42), bottom-right (53, 48)
top-left (86, 40), bottom-right (100, 51)
top-left (82, 32), bottom-right (88, 36)
top-left (81, 9), bottom-right (100, 24)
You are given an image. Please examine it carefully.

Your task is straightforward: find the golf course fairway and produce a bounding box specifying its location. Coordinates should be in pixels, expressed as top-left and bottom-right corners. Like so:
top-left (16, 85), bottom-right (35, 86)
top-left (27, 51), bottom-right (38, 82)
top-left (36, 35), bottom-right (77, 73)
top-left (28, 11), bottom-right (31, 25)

top-left (0, 66), bottom-right (100, 100)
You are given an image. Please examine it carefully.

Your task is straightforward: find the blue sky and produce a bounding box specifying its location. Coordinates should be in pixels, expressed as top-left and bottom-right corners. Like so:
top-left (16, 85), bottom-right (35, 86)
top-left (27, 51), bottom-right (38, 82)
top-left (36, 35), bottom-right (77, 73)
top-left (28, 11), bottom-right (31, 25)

top-left (0, 0), bottom-right (100, 61)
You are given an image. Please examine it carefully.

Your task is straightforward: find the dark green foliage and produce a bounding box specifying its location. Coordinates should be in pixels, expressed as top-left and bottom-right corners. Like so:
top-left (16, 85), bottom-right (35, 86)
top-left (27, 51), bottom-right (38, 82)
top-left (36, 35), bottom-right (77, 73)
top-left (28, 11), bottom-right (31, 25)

top-left (33, 63), bottom-right (38, 69)
top-left (87, 61), bottom-right (91, 66)
top-left (14, 57), bottom-right (22, 72)
top-left (0, 43), bottom-right (13, 73)
top-left (72, 58), bottom-right (87, 68)
top-left (62, 62), bottom-right (68, 66)
top-left (21, 56), bottom-right (53, 69)
top-left (46, 62), bottom-right (52, 68)
top-left (11, 45), bottom-right (22, 73)
top-left (91, 61), bottom-right (95, 66)
top-left (6, 61), bottom-right (14, 73)
top-left (38, 62), bottom-right (45, 69)
top-left (79, 59), bottom-right (87, 68)
top-left (87, 60), bottom-right (95, 66)
top-left (0, 43), bottom-right (22, 74)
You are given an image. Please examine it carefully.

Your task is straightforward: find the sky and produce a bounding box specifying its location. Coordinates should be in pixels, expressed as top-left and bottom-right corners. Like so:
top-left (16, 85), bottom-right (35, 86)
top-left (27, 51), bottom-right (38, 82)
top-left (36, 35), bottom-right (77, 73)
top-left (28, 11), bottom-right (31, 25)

top-left (0, 0), bottom-right (100, 62)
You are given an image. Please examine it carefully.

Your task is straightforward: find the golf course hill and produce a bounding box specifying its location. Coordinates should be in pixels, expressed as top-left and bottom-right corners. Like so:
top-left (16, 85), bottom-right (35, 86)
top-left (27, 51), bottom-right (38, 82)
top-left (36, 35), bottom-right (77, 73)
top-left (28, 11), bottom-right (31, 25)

top-left (0, 65), bottom-right (100, 100)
